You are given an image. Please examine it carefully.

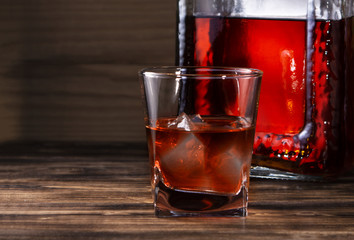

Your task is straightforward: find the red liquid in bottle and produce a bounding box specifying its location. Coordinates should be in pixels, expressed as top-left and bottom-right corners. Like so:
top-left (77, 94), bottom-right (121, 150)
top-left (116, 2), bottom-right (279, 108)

top-left (193, 17), bottom-right (306, 134)
top-left (177, 16), bottom-right (354, 178)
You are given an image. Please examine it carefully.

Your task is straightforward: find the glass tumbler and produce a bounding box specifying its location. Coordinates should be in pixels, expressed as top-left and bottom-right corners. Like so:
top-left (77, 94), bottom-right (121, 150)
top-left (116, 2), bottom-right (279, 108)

top-left (139, 66), bottom-right (262, 217)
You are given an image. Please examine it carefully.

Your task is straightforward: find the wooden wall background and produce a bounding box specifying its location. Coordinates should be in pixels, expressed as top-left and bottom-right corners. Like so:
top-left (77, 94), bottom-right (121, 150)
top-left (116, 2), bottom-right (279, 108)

top-left (0, 0), bottom-right (176, 143)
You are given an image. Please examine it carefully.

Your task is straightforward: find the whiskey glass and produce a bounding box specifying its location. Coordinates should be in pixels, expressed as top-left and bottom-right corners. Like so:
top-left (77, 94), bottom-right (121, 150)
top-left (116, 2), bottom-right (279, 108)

top-left (139, 66), bottom-right (262, 217)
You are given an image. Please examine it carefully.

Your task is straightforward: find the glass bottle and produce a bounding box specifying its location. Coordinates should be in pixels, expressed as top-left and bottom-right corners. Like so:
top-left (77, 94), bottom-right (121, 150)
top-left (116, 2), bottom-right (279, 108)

top-left (176, 0), bottom-right (354, 180)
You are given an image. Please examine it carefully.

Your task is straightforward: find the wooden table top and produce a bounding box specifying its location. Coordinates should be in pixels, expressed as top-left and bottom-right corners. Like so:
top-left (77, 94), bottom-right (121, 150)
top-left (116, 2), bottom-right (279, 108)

top-left (0, 142), bottom-right (353, 240)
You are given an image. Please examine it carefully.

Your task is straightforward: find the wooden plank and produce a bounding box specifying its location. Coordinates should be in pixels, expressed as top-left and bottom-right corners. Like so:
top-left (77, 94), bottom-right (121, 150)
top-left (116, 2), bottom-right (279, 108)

top-left (0, 143), bottom-right (353, 239)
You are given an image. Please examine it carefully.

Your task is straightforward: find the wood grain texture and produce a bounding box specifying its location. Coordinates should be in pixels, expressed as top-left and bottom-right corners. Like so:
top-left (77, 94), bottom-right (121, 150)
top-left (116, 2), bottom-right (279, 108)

top-left (0, 142), bottom-right (353, 239)
top-left (0, 0), bottom-right (176, 142)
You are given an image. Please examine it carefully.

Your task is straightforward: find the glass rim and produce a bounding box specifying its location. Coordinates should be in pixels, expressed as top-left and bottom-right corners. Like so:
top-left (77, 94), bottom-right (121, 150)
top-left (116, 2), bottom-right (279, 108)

top-left (139, 66), bottom-right (263, 79)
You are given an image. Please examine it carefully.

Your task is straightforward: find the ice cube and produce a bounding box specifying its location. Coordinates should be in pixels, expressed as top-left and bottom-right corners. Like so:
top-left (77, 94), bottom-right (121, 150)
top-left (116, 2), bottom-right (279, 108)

top-left (159, 134), bottom-right (206, 189)
top-left (208, 148), bottom-right (248, 194)
top-left (229, 117), bottom-right (252, 129)
top-left (168, 112), bottom-right (204, 131)
top-left (190, 114), bottom-right (204, 123)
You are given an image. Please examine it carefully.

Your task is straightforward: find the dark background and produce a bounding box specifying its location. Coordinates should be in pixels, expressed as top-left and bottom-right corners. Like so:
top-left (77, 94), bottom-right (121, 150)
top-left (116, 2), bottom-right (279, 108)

top-left (0, 0), bottom-right (176, 144)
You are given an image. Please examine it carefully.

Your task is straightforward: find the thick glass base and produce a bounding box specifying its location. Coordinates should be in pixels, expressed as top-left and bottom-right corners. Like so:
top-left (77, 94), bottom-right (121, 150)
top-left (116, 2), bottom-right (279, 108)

top-left (154, 182), bottom-right (248, 217)
top-left (250, 166), bottom-right (325, 181)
